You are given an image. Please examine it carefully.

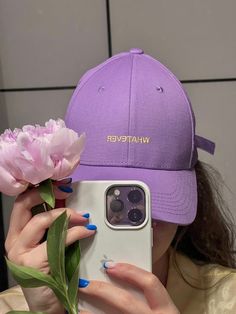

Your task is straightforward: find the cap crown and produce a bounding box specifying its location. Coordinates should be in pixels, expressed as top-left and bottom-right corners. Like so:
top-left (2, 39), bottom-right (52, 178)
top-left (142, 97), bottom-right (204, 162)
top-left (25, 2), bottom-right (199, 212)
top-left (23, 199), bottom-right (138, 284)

top-left (65, 49), bottom-right (198, 170)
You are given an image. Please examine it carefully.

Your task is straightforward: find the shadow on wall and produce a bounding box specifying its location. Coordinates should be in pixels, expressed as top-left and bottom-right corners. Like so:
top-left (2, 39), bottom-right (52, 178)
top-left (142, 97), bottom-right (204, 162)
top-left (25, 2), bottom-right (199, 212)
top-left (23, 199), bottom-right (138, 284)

top-left (0, 56), bottom-right (10, 291)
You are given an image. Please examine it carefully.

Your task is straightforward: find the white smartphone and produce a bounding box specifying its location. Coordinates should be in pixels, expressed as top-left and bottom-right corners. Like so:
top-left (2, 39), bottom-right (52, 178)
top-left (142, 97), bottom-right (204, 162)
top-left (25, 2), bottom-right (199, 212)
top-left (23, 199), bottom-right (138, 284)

top-left (67, 180), bottom-right (153, 314)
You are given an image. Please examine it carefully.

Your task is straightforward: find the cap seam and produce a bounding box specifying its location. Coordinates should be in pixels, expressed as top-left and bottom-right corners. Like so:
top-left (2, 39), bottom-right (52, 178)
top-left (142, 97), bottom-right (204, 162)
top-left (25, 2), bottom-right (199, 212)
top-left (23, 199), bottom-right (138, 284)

top-left (153, 195), bottom-right (193, 215)
top-left (127, 54), bottom-right (135, 165)
top-left (144, 54), bottom-right (195, 168)
top-left (152, 188), bottom-right (194, 214)
top-left (153, 177), bottom-right (193, 198)
top-left (80, 160), bottom-right (191, 170)
top-left (66, 52), bottom-right (130, 120)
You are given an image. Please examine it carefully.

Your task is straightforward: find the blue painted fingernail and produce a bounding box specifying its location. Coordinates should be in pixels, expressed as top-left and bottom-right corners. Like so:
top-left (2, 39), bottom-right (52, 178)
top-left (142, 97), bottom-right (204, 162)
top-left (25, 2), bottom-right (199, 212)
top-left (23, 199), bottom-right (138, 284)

top-left (58, 185), bottom-right (73, 193)
top-left (82, 213), bottom-right (90, 218)
top-left (78, 278), bottom-right (90, 288)
top-left (86, 224), bottom-right (97, 230)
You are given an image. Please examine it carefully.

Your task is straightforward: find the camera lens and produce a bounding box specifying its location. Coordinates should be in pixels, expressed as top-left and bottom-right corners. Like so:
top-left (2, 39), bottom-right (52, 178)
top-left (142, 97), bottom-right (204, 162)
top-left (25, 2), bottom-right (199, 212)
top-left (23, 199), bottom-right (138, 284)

top-left (110, 199), bottom-right (124, 212)
top-left (128, 208), bottom-right (143, 222)
top-left (127, 190), bottom-right (142, 203)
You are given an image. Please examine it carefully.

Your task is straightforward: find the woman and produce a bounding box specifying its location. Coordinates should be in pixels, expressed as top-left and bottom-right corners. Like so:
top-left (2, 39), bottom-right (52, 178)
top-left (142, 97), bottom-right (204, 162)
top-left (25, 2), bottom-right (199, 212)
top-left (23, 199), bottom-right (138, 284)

top-left (0, 48), bottom-right (235, 313)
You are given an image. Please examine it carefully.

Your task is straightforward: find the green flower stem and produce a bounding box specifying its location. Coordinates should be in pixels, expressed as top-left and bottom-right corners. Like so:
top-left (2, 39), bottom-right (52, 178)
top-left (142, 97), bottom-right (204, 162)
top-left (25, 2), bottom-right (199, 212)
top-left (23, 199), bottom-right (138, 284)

top-left (53, 285), bottom-right (77, 314)
top-left (6, 211), bottom-right (80, 314)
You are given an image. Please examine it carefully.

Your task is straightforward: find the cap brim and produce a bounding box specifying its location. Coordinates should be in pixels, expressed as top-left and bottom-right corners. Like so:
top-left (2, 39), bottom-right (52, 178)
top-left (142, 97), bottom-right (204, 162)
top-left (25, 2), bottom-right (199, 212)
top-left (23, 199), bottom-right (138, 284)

top-left (71, 164), bottom-right (197, 225)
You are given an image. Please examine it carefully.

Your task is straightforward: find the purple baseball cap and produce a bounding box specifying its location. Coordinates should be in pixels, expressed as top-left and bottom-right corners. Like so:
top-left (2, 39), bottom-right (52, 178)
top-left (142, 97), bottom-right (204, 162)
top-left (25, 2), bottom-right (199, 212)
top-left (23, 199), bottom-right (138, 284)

top-left (65, 48), bottom-right (215, 225)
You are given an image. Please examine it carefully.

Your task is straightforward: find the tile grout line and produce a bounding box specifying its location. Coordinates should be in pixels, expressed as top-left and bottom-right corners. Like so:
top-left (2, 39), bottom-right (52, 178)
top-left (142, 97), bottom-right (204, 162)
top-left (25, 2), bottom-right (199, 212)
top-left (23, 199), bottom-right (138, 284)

top-left (1, 77), bottom-right (236, 93)
top-left (105, 0), bottom-right (112, 57)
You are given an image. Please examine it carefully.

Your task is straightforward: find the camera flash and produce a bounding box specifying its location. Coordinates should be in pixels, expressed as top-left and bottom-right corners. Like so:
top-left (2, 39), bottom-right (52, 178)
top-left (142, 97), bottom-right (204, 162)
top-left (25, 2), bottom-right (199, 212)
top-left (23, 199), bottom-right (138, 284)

top-left (114, 189), bottom-right (120, 196)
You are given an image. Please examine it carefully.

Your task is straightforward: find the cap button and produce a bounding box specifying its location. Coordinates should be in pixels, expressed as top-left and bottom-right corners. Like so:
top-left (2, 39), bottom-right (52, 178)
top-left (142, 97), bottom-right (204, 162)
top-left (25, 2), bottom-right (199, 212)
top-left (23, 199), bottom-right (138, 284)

top-left (129, 48), bottom-right (144, 54)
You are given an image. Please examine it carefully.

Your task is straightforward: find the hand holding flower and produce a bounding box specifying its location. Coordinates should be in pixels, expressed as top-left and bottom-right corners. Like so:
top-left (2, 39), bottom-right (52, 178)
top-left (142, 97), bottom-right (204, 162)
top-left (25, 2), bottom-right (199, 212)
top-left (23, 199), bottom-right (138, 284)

top-left (0, 119), bottom-right (88, 314)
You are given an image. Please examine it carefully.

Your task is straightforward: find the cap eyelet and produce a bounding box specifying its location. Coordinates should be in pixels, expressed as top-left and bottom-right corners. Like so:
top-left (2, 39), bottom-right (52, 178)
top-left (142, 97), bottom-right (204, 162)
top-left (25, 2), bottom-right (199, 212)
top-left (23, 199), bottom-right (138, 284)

top-left (98, 86), bottom-right (105, 93)
top-left (156, 86), bottom-right (164, 93)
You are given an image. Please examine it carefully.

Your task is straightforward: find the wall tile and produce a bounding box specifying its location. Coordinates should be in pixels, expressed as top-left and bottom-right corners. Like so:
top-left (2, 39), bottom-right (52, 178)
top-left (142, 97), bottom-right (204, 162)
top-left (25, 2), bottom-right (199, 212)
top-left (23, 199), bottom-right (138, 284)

top-left (110, 0), bottom-right (236, 80)
top-left (0, 0), bottom-right (108, 88)
top-left (2, 89), bottom-right (73, 128)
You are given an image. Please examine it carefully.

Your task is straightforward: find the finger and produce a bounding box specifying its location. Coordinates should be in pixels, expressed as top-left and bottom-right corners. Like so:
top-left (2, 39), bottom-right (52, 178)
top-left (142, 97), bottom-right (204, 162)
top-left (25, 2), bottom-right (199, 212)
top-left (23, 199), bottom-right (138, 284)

top-left (7, 184), bottom-right (70, 242)
top-left (78, 280), bottom-right (150, 314)
top-left (12, 222), bottom-right (96, 268)
top-left (17, 208), bottom-right (94, 249)
top-left (64, 225), bottom-right (96, 247)
top-left (6, 188), bottom-right (44, 250)
top-left (53, 178), bottom-right (73, 200)
top-left (6, 182), bottom-right (76, 251)
top-left (53, 178), bottom-right (73, 208)
top-left (104, 262), bottom-right (173, 310)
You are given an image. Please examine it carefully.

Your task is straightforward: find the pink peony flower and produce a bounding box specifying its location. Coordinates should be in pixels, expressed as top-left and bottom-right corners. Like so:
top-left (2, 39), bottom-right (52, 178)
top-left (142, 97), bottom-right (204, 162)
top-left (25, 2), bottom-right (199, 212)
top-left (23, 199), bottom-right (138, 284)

top-left (0, 119), bottom-right (85, 196)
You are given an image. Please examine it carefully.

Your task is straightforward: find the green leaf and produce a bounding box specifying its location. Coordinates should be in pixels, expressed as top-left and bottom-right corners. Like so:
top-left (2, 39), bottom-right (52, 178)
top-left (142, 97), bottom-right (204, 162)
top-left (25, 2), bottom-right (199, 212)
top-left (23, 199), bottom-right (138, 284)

top-left (67, 262), bottom-right (80, 310)
top-left (65, 241), bottom-right (81, 282)
top-left (5, 257), bottom-right (68, 307)
top-left (39, 179), bottom-right (55, 208)
top-left (5, 257), bottom-right (56, 289)
top-left (5, 211), bottom-right (80, 314)
top-left (47, 211), bottom-right (68, 287)
top-left (7, 311), bottom-right (47, 314)
top-left (65, 241), bottom-right (80, 312)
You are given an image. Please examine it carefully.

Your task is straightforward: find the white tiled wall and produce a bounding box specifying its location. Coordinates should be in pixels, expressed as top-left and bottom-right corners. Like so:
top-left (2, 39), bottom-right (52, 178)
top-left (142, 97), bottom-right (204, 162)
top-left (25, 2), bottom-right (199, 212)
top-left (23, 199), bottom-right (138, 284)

top-left (0, 0), bottom-right (236, 288)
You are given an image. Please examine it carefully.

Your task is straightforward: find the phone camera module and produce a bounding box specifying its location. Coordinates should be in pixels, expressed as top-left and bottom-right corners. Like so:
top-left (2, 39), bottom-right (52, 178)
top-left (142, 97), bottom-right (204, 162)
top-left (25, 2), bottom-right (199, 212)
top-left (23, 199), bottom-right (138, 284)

top-left (128, 208), bottom-right (143, 223)
top-left (107, 185), bottom-right (146, 226)
top-left (127, 190), bottom-right (142, 203)
top-left (110, 199), bottom-right (124, 212)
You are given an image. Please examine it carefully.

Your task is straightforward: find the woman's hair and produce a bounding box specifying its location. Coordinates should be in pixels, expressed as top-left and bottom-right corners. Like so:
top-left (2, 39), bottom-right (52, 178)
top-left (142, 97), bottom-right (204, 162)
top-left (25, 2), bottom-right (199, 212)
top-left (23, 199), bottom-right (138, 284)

top-left (171, 160), bottom-right (236, 269)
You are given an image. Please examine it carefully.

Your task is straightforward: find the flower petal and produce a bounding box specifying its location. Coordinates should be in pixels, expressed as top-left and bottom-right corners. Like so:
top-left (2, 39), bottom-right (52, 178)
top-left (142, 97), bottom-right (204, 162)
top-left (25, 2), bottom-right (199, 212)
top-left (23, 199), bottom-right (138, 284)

top-left (0, 165), bottom-right (28, 196)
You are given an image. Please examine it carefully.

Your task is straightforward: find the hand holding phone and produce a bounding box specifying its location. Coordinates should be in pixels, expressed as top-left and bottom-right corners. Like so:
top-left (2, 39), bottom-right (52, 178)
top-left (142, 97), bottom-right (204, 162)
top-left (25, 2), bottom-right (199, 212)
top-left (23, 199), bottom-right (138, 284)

top-left (67, 180), bottom-right (153, 313)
